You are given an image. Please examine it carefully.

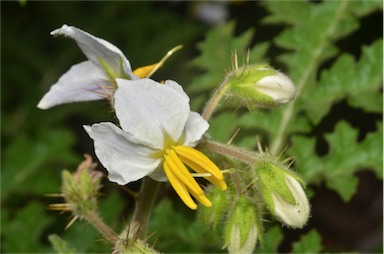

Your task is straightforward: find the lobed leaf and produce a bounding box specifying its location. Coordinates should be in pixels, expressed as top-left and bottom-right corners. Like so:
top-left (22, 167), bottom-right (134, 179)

top-left (257, 225), bottom-right (283, 253)
top-left (188, 21), bottom-right (270, 99)
top-left (291, 229), bottom-right (322, 253)
top-left (301, 40), bottom-right (383, 124)
top-left (289, 121), bottom-right (382, 201)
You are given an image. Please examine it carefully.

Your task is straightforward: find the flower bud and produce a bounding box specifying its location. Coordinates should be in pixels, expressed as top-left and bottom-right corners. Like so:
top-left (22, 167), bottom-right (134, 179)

top-left (198, 186), bottom-right (229, 229)
top-left (223, 196), bottom-right (262, 254)
top-left (115, 228), bottom-right (159, 254)
top-left (61, 154), bottom-right (103, 216)
top-left (256, 162), bottom-right (310, 228)
top-left (226, 64), bottom-right (296, 108)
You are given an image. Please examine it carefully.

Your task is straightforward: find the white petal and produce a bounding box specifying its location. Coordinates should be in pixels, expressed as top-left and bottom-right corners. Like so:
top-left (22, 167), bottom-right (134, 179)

top-left (164, 80), bottom-right (189, 101)
top-left (148, 167), bottom-right (168, 182)
top-left (272, 175), bottom-right (310, 228)
top-left (51, 25), bottom-right (133, 79)
top-left (114, 78), bottom-right (190, 149)
top-left (257, 72), bottom-right (296, 104)
top-left (181, 112), bottom-right (209, 147)
top-left (37, 61), bottom-right (108, 109)
top-left (84, 123), bottom-right (161, 185)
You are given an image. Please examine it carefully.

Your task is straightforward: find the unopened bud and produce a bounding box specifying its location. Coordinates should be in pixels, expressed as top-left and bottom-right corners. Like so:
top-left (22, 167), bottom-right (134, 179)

top-left (256, 162), bottom-right (310, 228)
top-left (227, 64), bottom-right (296, 108)
top-left (115, 228), bottom-right (159, 254)
top-left (198, 186), bottom-right (229, 229)
top-left (62, 154), bottom-right (103, 216)
top-left (224, 196), bottom-right (262, 254)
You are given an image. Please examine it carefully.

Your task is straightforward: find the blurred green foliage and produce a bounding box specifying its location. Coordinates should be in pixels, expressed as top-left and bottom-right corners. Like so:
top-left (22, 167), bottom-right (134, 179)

top-left (2, 1), bottom-right (382, 253)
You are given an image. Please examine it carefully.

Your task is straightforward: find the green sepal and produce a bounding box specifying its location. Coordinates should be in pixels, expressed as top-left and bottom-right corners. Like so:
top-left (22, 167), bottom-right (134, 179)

top-left (227, 64), bottom-right (278, 108)
top-left (256, 162), bottom-right (300, 213)
top-left (61, 167), bottom-right (101, 216)
top-left (97, 57), bottom-right (118, 88)
top-left (224, 196), bottom-right (262, 249)
top-left (198, 186), bottom-right (229, 230)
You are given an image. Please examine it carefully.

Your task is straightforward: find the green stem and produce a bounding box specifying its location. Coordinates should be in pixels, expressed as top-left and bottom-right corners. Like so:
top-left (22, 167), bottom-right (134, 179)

top-left (84, 210), bottom-right (119, 243)
top-left (129, 177), bottom-right (160, 239)
top-left (202, 77), bottom-right (231, 121)
top-left (231, 172), bottom-right (244, 196)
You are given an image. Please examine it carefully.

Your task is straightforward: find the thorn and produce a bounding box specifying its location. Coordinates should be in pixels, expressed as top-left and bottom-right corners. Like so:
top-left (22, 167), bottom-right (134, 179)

top-left (65, 216), bottom-right (79, 230)
top-left (227, 127), bottom-right (241, 145)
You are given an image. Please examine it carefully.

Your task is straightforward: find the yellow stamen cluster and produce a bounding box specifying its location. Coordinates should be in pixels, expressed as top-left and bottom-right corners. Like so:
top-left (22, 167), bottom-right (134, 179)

top-left (163, 145), bottom-right (227, 210)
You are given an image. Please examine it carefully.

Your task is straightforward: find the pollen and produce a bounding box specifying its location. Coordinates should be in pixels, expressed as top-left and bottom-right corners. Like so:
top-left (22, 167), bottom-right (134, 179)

top-left (163, 146), bottom-right (227, 210)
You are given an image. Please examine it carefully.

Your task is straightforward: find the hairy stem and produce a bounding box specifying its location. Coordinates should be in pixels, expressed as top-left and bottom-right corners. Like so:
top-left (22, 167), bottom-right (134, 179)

top-left (84, 210), bottom-right (118, 243)
top-left (129, 177), bottom-right (160, 239)
top-left (204, 139), bottom-right (261, 165)
top-left (202, 77), bottom-right (231, 121)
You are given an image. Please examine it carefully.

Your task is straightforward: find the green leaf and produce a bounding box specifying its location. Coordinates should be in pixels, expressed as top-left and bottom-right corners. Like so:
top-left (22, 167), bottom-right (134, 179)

top-left (326, 175), bottom-right (359, 203)
top-left (289, 121), bottom-right (382, 201)
top-left (148, 199), bottom-right (223, 253)
top-left (1, 202), bottom-right (53, 252)
top-left (262, 1), bottom-right (381, 152)
top-left (291, 229), bottom-right (322, 253)
top-left (302, 40), bottom-right (383, 123)
top-left (2, 129), bottom-right (78, 200)
top-left (208, 111), bottom-right (240, 142)
top-left (189, 21), bottom-right (255, 93)
top-left (258, 225), bottom-right (283, 253)
top-left (61, 219), bottom-right (112, 253)
top-left (98, 191), bottom-right (126, 228)
top-left (288, 135), bottom-right (324, 183)
top-left (48, 234), bottom-right (77, 254)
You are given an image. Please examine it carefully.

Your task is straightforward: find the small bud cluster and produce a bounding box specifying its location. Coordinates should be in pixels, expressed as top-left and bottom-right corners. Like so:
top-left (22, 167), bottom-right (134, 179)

top-left (198, 152), bottom-right (310, 253)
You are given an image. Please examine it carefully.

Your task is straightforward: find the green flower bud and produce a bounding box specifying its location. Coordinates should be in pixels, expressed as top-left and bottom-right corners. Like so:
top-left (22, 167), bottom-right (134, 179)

top-left (115, 228), bottom-right (159, 254)
top-left (256, 162), bottom-right (310, 228)
top-left (61, 155), bottom-right (103, 217)
top-left (227, 64), bottom-right (296, 108)
top-left (224, 196), bottom-right (262, 254)
top-left (198, 186), bottom-right (229, 229)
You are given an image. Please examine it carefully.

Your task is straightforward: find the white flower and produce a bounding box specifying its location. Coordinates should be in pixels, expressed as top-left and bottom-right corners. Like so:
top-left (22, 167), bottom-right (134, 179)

top-left (84, 78), bottom-right (227, 210)
top-left (37, 25), bottom-right (136, 109)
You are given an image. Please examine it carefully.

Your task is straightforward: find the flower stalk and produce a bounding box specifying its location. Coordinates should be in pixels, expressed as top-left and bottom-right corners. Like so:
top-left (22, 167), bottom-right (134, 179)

top-left (202, 76), bottom-right (231, 121)
top-left (129, 177), bottom-right (161, 238)
top-left (204, 139), bottom-right (260, 165)
top-left (84, 210), bottom-right (119, 243)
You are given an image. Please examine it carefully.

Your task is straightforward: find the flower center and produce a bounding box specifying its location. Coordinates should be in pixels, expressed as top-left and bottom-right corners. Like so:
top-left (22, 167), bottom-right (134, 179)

top-left (163, 145), bottom-right (227, 210)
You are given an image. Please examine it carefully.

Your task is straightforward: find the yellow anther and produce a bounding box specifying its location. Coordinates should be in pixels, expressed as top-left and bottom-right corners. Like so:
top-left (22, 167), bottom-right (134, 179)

top-left (162, 145), bottom-right (227, 210)
top-left (133, 63), bottom-right (158, 78)
top-left (133, 45), bottom-right (183, 78)
top-left (180, 155), bottom-right (227, 191)
top-left (191, 192), bottom-right (212, 208)
top-left (164, 150), bottom-right (204, 196)
top-left (174, 146), bottom-right (223, 180)
top-left (163, 160), bottom-right (197, 210)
